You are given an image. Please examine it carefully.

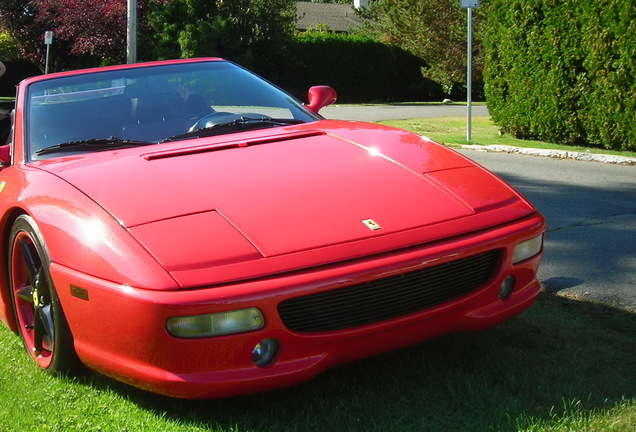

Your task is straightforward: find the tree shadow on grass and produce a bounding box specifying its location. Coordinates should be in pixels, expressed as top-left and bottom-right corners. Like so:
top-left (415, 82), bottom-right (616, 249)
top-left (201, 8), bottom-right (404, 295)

top-left (90, 292), bottom-right (635, 432)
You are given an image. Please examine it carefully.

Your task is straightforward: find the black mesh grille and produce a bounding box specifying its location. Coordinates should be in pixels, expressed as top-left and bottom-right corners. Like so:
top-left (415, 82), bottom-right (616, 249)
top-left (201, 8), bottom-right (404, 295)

top-left (277, 250), bottom-right (500, 332)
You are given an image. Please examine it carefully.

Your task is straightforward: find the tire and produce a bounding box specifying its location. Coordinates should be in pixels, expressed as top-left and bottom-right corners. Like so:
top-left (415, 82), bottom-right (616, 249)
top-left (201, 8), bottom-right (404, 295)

top-left (8, 214), bottom-right (79, 375)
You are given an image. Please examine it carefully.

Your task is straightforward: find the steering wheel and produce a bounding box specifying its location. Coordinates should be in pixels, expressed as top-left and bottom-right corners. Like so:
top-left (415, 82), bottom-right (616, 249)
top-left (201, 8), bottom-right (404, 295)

top-left (189, 112), bottom-right (240, 132)
top-left (189, 112), bottom-right (272, 132)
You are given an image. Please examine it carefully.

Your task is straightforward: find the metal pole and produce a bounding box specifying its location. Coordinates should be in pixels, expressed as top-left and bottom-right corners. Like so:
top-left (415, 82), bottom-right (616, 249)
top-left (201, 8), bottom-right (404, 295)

top-left (467, 7), bottom-right (472, 142)
top-left (127, 0), bottom-right (137, 64)
top-left (45, 44), bottom-right (50, 74)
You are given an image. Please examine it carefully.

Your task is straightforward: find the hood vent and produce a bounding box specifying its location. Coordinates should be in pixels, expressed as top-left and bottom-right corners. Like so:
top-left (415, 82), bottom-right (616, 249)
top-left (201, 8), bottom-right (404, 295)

top-left (143, 130), bottom-right (325, 161)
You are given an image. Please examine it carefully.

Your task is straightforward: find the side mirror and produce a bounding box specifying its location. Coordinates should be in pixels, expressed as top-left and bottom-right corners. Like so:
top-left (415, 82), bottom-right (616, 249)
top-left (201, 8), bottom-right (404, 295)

top-left (0, 145), bottom-right (10, 165)
top-left (305, 86), bottom-right (337, 114)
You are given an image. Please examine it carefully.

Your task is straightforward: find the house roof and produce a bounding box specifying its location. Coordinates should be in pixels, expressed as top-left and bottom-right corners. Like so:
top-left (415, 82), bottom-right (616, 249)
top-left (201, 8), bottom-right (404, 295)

top-left (296, 2), bottom-right (363, 33)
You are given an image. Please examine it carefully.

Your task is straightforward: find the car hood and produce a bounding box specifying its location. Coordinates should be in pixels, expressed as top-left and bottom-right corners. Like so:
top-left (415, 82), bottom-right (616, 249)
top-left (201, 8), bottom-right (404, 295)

top-left (36, 121), bottom-right (535, 286)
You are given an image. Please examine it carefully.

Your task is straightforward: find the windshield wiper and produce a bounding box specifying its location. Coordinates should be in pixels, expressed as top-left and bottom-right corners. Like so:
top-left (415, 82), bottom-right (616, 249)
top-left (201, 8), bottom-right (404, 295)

top-left (162, 117), bottom-right (304, 143)
top-left (36, 137), bottom-right (156, 156)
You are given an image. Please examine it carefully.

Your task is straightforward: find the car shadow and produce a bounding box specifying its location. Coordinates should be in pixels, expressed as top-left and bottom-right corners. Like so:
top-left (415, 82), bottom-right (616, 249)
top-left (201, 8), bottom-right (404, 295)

top-left (85, 292), bottom-right (635, 431)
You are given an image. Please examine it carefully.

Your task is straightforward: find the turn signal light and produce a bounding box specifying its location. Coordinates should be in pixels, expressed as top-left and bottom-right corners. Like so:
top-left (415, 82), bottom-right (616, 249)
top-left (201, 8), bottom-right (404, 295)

top-left (167, 308), bottom-right (264, 339)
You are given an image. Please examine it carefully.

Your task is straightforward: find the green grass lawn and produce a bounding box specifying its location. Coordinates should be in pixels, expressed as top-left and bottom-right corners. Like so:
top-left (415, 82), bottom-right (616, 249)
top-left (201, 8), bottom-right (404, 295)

top-left (1, 293), bottom-right (634, 431)
top-left (381, 116), bottom-right (636, 159)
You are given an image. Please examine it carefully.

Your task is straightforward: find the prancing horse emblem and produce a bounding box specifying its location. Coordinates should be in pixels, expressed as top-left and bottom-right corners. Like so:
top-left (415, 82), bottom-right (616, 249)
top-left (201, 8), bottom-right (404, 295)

top-left (362, 219), bottom-right (382, 231)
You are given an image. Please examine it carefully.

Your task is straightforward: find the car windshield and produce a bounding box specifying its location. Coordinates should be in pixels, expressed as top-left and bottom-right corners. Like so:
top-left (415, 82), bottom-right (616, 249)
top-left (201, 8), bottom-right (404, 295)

top-left (25, 60), bottom-right (320, 160)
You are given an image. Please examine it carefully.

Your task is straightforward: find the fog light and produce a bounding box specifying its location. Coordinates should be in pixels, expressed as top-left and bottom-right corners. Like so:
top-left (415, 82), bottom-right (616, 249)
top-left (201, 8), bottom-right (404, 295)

top-left (499, 275), bottom-right (516, 300)
top-left (252, 338), bottom-right (279, 367)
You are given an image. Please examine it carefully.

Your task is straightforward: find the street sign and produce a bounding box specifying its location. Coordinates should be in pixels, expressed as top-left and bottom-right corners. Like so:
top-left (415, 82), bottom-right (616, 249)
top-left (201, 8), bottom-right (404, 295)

top-left (460, 0), bottom-right (480, 7)
top-left (44, 31), bottom-right (54, 74)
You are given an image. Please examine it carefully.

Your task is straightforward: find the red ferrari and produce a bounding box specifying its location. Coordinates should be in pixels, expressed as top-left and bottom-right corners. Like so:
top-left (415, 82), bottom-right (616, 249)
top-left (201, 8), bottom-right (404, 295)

top-left (0, 58), bottom-right (545, 399)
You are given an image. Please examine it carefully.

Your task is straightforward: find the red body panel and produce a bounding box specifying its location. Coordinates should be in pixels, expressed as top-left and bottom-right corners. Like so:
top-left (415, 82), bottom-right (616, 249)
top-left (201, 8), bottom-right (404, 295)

top-left (51, 213), bottom-right (543, 398)
top-left (0, 58), bottom-right (546, 398)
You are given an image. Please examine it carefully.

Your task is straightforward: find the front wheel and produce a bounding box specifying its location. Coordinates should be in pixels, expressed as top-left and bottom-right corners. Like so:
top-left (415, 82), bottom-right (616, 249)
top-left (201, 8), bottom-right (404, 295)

top-left (8, 214), bottom-right (79, 374)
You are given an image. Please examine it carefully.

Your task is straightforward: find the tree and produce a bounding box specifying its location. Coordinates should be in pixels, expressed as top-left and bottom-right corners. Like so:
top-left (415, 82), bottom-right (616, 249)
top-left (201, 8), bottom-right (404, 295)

top-left (35, 0), bottom-right (150, 63)
top-left (147, 0), bottom-right (297, 78)
top-left (1, 0), bottom-right (297, 74)
top-left (0, 28), bottom-right (20, 62)
top-left (360, 0), bottom-right (487, 95)
top-left (299, 0), bottom-right (352, 3)
top-left (0, 0), bottom-right (151, 71)
top-left (0, 0), bottom-right (47, 67)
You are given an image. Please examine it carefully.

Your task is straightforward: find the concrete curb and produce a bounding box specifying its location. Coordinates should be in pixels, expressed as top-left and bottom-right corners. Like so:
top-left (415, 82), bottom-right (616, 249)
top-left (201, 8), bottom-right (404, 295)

top-left (460, 144), bottom-right (636, 166)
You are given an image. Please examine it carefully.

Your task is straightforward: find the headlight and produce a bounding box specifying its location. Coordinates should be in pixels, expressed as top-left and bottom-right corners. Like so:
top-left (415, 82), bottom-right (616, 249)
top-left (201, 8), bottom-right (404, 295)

top-left (512, 234), bottom-right (544, 264)
top-left (167, 308), bottom-right (265, 338)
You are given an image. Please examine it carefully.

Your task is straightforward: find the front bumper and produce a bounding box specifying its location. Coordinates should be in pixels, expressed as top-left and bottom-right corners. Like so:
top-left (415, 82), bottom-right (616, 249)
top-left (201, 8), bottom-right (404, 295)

top-left (52, 213), bottom-right (545, 399)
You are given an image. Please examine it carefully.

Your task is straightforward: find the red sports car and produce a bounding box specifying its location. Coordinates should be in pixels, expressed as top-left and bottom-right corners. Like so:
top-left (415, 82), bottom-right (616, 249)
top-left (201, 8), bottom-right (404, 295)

top-left (0, 58), bottom-right (545, 399)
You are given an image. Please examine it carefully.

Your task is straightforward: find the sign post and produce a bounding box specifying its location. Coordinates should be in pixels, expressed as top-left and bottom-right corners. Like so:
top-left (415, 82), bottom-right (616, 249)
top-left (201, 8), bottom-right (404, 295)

top-left (44, 31), bottom-right (54, 74)
top-left (127, 0), bottom-right (137, 64)
top-left (460, 0), bottom-right (479, 142)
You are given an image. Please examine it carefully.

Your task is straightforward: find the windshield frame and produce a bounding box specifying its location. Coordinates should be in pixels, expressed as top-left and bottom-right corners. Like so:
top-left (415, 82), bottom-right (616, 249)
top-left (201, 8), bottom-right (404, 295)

top-left (23, 59), bottom-right (320, 162)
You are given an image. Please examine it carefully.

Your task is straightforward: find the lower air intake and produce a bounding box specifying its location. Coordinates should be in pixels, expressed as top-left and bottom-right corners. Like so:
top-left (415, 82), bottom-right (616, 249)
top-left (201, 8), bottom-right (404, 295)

top-left (277, 250), bottom-right (500, 332)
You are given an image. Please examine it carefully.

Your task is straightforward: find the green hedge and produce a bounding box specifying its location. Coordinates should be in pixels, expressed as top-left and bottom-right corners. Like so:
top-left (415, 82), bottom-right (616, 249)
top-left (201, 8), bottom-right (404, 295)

top-left (484, 0), bottom-right (635, 151)
top-left (270, 32), bottom-right (444, 103)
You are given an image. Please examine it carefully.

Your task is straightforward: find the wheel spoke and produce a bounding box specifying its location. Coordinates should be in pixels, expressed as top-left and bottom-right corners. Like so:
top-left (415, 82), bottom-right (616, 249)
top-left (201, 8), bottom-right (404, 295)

top-left (18, 238), bottom-right (41, 287)
top-left (33, 305), bottom-right (44, 354)
top-left (31, 266), bottom-right (54, 355)
top-left (15, 234), bottom-right (55, 356)
top-left (38, 304), bottom-right (55, 349)
top-left (15, 284), bottom-right (35, 304)
top-left (34, 267), bottom-right (49, 301)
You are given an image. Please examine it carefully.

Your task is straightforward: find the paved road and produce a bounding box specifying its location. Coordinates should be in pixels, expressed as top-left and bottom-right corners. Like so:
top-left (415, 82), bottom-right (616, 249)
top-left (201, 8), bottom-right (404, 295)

top-left (325, 105), bottom-right (636, 312)
top-left (322, 103), bottom-right (489, 122)
top-left (460, 150), bottom-right (636, 312)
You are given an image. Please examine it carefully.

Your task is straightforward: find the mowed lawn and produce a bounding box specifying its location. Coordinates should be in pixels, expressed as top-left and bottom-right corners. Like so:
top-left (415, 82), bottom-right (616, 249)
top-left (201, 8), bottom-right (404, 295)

top-left (0, 293), bottom-right (634, 431)
top-left (381, 116), bottom-right (636, 159)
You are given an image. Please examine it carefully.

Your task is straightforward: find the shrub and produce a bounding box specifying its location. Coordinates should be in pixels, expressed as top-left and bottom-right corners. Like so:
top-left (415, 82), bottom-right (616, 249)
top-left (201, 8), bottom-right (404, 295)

top-left (0, 29), bottom-right (19, 62)
top-left (484, 0), bottom-right (635, 151)
top-left (276, 31), bottom-right (444, 103)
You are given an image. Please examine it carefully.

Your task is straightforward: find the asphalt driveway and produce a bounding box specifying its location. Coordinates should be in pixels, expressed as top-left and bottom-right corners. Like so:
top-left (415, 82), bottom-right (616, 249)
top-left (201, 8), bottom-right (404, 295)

top-left (459, 150), bottom-right (636, 313)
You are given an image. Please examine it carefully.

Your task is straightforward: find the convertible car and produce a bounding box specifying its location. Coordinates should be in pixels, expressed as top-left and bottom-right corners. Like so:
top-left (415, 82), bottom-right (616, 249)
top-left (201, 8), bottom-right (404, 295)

top-left (0, 58), bottom-right (545, 399)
